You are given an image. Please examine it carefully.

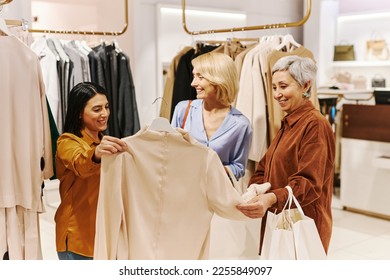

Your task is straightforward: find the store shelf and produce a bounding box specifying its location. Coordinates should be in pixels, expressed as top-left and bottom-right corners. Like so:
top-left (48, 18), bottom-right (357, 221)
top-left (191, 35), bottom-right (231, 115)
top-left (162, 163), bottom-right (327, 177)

top-left (333, 60), bottom-right (390, 67)
top-left (317, 88), bottom-right (375, 105)
top-left (318, 88), bottom-right (373, 95)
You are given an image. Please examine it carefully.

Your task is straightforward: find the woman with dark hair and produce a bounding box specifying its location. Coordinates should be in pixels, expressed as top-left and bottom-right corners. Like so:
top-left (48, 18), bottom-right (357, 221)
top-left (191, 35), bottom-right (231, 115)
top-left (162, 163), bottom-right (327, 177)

top-left (55, 82), bottom-right (127, 260)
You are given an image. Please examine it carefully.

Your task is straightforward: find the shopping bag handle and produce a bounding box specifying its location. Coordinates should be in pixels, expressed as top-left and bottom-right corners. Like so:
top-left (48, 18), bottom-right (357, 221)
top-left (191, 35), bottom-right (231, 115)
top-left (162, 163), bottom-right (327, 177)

top-left (274, 186), bottom-right (305, 229)
top-left (285, 186), bottom-right (305, 216)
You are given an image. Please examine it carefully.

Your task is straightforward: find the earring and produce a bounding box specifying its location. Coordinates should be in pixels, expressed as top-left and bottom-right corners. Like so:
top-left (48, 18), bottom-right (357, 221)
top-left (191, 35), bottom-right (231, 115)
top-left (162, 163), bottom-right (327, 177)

top-left (302, 92), bottom-right (310, 98)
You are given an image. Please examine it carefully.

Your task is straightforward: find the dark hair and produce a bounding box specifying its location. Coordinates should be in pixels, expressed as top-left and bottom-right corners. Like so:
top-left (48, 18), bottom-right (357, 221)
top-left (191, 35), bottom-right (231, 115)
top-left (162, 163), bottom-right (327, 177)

top-left (63, 82), bottom-right (108, 137)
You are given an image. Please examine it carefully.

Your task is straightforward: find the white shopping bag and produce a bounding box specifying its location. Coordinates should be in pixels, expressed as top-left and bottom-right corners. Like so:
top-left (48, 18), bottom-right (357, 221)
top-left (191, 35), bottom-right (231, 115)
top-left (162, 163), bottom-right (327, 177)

top-left (260, 186), bottom-right (326, 260)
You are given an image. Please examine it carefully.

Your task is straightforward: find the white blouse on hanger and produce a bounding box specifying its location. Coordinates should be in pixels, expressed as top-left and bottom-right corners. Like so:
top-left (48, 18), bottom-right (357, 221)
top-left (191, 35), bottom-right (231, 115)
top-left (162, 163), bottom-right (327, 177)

top-left (94, 126), bottom-right (246, 260)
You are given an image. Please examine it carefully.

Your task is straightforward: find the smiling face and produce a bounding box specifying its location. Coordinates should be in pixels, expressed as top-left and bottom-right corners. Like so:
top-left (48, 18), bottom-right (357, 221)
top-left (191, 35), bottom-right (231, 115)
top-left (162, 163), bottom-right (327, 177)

top-left (81, 93), bottom-right (110, 138)
top-left (272, 70), bottom-right (308, 114)
top-left (191, 67), bottom-right (219, 103)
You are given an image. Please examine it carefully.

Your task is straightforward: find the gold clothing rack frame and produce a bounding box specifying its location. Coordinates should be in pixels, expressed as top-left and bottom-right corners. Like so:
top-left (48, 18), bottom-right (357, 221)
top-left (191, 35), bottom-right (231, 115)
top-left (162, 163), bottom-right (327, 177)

top-left (181, 0), bottom-right (312, 35)
top-left (3, 0), bottom-right (128, 36)
top-left (0, 0), bottom-right (13, 6)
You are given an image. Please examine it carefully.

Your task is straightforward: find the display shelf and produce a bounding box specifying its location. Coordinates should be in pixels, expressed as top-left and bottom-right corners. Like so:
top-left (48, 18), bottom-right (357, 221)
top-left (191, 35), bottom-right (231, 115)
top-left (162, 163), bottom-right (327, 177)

top-left (317, 88), bottom-right (373, 95)
top-left (333, 60), bottom-right (390, 67)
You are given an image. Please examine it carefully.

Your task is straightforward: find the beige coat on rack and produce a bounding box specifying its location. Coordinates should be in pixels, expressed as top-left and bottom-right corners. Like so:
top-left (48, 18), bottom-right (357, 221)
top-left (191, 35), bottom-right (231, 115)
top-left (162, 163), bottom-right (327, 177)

top-left (0, 35), bottom-right (53, 260)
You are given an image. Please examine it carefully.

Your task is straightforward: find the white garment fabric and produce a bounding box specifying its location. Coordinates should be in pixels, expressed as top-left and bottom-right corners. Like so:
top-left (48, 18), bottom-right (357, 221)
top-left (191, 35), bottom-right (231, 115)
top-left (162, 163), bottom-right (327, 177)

top-left (0, 35), bottom-right (53, 259)
top-left (0, 35), bottom-right (53, 209)
top-left (209, 181), bottom-right (270, 260)
top-left (94, 126), bottom-right (247, 260)
top-left (31, 36), bottom-right (62, 130)
top-left (235, 41), bottom-right (274, 162)
top-left (0, 206), bottom-right (43, 260)
top-left (235, 35), bottom-right (299, 162)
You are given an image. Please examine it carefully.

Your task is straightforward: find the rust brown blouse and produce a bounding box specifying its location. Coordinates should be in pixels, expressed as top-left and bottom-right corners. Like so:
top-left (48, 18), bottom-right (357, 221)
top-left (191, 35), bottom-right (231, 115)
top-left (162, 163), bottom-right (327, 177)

top-left (249, 100), bottom-right (335, 254)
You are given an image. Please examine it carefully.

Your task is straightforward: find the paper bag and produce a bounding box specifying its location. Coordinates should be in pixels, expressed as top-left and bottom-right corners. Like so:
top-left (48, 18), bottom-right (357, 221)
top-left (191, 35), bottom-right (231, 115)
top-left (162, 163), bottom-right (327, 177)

top-left (260, 186), bottom-right (327, 260)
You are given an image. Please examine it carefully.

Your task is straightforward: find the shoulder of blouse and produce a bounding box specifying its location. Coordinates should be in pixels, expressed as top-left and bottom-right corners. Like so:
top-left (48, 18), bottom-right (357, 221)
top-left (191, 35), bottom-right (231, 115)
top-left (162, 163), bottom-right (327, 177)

top-left (230, 107), bottom-right (251, 127)
top-left (57, 132), bottom-right (96, 148)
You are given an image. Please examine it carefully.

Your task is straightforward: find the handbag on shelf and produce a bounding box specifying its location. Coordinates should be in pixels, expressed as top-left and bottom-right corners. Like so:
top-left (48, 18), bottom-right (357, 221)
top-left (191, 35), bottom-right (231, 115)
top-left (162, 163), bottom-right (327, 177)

top-left (333, 43), bottom-right (355, 61)
top-left (260, 186), bottom-right (326, 260)
top-left (366, 38), bottom-right (389, 61)
top-left (371, 74), bottom-right (386, 88)
top-left (351, 75), bottom-right (367, 90)
top-left (334, 71), bottom-right (352, 84)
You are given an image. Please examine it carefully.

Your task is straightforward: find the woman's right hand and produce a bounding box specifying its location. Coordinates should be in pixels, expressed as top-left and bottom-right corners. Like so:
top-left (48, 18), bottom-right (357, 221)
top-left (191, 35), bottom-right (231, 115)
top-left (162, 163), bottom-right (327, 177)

top-left (93, 136), bottom-right (127, 162)
top-left (236, 192), bottom-right (277, 219)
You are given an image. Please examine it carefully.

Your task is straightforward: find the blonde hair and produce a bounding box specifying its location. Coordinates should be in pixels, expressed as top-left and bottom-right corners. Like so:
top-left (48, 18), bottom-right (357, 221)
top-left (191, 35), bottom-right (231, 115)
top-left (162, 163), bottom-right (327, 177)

top-left (191, 52), bottom-right (238, 106)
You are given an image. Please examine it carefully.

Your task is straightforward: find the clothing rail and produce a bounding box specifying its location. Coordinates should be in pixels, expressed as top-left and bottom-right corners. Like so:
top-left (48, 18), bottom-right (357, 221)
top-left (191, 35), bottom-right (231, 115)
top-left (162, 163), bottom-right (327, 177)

top-left (5, 0), bottom-right (128, 36)
top-left (229, 37), bottom-right (259, 42)
top-left (181, 0), bottom-right (312, 35)
top-left (195, 37), bottom-right (259, 45)
top-left (0, 0), bottom-right (13, 6)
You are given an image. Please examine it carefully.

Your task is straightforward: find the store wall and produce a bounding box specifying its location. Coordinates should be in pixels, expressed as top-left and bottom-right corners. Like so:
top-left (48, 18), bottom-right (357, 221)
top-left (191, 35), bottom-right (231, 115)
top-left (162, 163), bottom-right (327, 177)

top-left (339, 0), bottom-right (390, 14)
top-left (31, 1), bottom-right (97, 31)
top-left (304, 0), bottom-right (339, 86)
top-left (305, 0), bottom-right (390, 87)
top-left (1, 0), bottom-right (31, 22)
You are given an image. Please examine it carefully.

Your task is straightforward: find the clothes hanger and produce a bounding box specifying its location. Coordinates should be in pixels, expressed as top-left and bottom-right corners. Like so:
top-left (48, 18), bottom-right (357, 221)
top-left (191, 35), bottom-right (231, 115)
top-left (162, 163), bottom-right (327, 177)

top-left (149, 97), bottom-right (179, 133)
top-left (0, 17), bottom-right (11, 36)
top-left (113, 38), bottom-right (123, 54)
top-left (148, 117), bottom-right (178, 133)
top-left (275, 34), bottom-right (301, 51)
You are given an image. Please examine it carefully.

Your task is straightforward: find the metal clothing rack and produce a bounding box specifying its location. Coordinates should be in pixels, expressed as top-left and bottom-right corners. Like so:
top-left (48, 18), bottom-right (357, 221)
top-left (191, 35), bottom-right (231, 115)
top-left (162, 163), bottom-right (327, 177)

top-left (0, 0), bottom-right (13, 6)
top-left (181, 0), bottom-right (312, 35)
top-left (3, 0), bottom-right (128, 36)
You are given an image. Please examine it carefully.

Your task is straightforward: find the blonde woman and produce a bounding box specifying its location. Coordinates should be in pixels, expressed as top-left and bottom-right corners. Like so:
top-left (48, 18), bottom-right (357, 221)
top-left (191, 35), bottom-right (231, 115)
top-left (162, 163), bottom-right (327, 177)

top-left (171, 52), bottom-right (252, 180)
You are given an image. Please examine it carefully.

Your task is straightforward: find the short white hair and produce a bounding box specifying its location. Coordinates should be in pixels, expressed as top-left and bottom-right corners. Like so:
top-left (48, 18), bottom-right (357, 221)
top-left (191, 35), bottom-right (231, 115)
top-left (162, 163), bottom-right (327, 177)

top-left (272, 55), bottom-right (317, 96)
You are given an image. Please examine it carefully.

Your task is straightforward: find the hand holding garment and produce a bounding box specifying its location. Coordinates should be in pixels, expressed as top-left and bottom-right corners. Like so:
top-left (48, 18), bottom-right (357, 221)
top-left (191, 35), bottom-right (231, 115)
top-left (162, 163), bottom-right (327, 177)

top-left (241, 182), bottom-right (271, 203)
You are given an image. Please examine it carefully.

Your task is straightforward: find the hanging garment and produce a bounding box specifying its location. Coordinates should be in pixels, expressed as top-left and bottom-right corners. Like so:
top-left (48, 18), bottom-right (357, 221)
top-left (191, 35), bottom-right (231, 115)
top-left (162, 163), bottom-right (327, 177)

top-left (63, 40), bottom-right (91, 85)
top-left (88, 42), bottom-right (139, 137)
top-left (106, 43), bottom-right (120, 137)
top-left (31, 37), bottom-right (140, 138)
top-left (31, 36), bottom-right (62, 131)
top-left (94, 126), bottom-right (246, 260)
top-left (46, 38), bottom-right (63, 132)
top-left (72, 40), bottom-right (92, 83)
top-left (0, 206), bottom-right (43, 260)
top-left (49, 38), bottom-right (72, 129)
top-left (234, 42), bottom-right (258, 81)
top-left (0, 35), bottom-right (53, 259)
top-left (223, 40), bottom-right (249, 61)
top-left (235, 41), bottom-right (270, 163)
top-left (160, 46), bottom-right (193, 120)
top-left (117, 51), bottom-right (140, 137)
top-left (170, 47), bottom-right (196, 120)
top-left (88, 44), bottom-right (106, 89)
